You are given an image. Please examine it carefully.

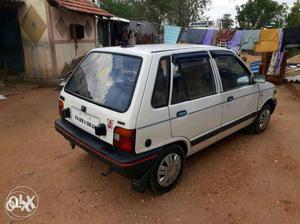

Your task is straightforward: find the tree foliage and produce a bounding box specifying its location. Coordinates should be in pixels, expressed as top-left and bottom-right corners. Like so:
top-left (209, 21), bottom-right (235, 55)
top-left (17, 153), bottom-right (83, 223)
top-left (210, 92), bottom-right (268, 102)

top-left (286, 0), bottom-right (300, 27)
top-left (236, 0), bottom-right (288, 29)
top-left (100, 0), bottom-right (146, 19)
top-left (165, 0), bottom-right (210, 27)
top-left (220, 14), bottom-right (234, 29)
top-left (100, 0), bottom-right (210, 29)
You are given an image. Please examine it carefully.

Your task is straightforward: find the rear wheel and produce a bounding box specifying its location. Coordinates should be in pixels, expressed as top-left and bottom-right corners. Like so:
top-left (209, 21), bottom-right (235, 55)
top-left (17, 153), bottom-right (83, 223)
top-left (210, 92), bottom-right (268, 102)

top-left (150, 145), bottom-right (185, 194)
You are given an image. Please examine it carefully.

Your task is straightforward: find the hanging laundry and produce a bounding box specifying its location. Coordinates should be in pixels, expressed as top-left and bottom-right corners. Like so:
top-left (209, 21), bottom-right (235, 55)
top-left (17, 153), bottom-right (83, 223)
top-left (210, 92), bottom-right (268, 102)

top-left (178, 29), bottom-right (188, 43)
top-left (267, 52), bottom-right (277, 75)
top-left (275, 29), bottom-right (285, 75)
top-left (211, 30), bottom-right (219, 46)
top-left (240, 30), bottom-right (260, 50)
top-left (281, 26), bottom-right (300, 51)
top-left (216, 30), bottom-right (235, 45)
top-left (267, 29), bottom-right (286, 76)
top-left (202, 29), bottom-right (215, 45)
top-left (228, 30), bottom-right (244, 53)
top-left (255, 29), bottom-right (279, 53)
top-left (164, 25), bottom-right (182, 44)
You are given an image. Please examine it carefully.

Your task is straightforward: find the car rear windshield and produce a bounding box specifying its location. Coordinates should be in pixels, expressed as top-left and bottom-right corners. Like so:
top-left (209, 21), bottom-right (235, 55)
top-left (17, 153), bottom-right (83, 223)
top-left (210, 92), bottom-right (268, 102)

top-left (64, 52), bottom-right (142, 112)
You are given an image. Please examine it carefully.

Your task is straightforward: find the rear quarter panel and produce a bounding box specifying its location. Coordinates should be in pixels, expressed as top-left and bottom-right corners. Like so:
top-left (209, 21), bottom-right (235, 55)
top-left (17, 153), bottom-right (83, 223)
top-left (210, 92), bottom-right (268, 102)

top-left (135, 53), bottom-right (173, 154)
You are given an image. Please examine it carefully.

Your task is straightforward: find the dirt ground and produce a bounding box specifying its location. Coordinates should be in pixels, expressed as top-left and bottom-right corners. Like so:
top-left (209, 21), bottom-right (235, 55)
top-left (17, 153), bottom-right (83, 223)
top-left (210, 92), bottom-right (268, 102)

top-left (287, 54), bottom-right (300, 64)
top-left (0, 83), bottom-right (300, 224)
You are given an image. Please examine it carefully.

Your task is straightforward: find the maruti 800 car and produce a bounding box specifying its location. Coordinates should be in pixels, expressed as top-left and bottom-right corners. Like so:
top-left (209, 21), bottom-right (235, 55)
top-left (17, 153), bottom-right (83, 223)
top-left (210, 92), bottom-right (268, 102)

top-left (55, 44), bottom-right (276, 194)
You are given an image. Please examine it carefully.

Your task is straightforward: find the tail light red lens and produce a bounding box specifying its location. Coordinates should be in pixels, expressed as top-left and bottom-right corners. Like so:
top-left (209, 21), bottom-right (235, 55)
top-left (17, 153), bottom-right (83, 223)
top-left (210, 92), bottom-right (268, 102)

top-left (58, 99), bottom-right (64, 117)
top-left (113, 127), bottom-right (136, 153)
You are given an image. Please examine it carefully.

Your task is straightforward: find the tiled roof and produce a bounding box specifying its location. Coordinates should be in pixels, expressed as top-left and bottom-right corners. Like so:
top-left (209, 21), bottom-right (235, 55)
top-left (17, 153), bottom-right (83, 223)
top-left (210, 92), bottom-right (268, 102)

top-left (51, 0), bottom-right (112, 17)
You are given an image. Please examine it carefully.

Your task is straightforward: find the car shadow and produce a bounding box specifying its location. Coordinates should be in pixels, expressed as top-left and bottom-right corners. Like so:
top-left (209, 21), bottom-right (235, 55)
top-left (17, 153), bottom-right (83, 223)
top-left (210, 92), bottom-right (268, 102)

top-left (74, 129), bottom-right (255, 197)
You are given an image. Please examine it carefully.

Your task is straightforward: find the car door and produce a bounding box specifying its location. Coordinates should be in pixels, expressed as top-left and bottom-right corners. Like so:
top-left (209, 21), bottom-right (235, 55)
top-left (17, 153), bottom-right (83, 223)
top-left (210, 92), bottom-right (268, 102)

top-left (211, 50), bottom-right (259, 126)
top-left (168, 51), bottom-right (223, 153)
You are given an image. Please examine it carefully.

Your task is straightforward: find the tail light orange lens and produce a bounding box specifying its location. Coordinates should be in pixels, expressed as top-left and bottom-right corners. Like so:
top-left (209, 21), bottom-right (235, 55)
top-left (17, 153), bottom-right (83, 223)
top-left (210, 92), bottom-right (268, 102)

top-left (58, 99), bottom-right (64, 117)
top-left (113, 127), bottom-right (136, 153)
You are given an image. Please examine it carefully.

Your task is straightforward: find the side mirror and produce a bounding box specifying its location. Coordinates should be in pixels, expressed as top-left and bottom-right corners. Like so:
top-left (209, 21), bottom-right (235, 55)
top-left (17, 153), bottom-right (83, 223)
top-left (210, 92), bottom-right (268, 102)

top-left (253, 74), bottom-right (266, 83)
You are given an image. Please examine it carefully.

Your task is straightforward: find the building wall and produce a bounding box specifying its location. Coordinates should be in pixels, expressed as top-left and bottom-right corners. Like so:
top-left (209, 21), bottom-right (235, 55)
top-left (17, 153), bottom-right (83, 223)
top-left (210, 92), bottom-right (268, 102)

top-left (49, 6), bottom-right (96, 76)
top-left (16, 0), bottom-right (96, 83)
top-left (18, 0), bottom-right (53, 81)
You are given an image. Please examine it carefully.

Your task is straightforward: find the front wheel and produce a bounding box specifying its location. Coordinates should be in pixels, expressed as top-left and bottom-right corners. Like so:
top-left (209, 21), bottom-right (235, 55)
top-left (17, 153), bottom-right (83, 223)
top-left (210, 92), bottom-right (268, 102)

top-left (150, 145), bottom-right (185, 194)
top-left (248, 104), bottom-right (272, 134)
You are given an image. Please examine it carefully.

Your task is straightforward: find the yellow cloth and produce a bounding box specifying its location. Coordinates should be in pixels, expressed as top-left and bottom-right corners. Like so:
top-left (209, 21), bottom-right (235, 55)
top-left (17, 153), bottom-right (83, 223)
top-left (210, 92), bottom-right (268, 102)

top-left (255, 29), bottom-right (279, 52)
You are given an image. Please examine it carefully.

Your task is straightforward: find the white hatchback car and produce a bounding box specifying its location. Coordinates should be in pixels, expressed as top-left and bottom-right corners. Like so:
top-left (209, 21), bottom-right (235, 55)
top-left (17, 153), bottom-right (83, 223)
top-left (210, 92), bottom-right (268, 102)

top-left (55, 44), bottom-right (277, 193)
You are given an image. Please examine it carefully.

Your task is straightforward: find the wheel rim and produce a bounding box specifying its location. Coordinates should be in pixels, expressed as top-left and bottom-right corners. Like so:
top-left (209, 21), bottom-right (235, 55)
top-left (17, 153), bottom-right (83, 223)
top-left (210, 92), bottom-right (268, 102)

top-left (157, 153), bottom-right (182, 187)
top-left (259, 108), bottom-right (270, 131)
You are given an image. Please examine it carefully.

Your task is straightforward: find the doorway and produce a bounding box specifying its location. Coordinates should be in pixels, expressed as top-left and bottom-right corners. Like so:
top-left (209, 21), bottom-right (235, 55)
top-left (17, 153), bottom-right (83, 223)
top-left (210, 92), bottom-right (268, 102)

top-left (0, 9), bottom-right (24, 76)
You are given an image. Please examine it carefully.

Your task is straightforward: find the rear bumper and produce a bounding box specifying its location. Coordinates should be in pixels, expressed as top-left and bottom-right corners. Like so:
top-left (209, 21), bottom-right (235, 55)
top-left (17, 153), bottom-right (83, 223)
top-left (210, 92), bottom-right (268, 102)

top-left (55, 119), bottom-right (160, 179)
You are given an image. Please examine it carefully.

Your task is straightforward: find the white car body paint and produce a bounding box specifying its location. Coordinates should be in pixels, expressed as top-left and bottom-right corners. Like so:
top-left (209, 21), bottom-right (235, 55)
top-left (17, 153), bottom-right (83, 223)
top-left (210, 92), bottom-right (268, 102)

top-left (60, 44), bottom-right (276, 157)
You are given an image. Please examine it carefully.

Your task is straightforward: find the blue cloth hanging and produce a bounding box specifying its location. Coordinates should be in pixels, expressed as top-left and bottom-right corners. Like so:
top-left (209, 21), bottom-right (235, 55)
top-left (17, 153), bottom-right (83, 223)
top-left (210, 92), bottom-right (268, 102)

top-left (164, 25), bottom-right (182, 44)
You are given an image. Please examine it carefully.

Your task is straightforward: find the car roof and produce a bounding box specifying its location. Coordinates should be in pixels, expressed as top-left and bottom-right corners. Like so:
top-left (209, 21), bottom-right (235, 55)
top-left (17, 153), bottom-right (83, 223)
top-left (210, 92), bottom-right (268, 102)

top-left (92, 44), bottom-right (231, 55)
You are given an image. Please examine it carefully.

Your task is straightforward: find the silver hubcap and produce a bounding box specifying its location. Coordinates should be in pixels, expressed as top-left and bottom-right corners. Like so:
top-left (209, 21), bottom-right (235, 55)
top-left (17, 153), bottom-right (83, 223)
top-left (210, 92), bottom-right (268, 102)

top-left (259, 108), bottom-right (270, 130)
top-left (157, 153), bottom-right (182, 187)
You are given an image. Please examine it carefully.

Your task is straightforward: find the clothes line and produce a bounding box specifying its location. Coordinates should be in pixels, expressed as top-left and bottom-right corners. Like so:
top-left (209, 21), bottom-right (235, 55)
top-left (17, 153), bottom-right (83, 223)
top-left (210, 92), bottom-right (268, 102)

top-left (164, 25), bottom-right (300, 53)
top-left (163, 25), bottom-right (300, 77)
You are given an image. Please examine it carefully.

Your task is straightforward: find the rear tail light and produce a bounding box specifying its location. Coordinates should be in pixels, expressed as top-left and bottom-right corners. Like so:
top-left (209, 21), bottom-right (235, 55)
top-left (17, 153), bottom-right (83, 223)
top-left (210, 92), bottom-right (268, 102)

top-left (113, 127), bottom-right (136, 153)
top-left (58, 99), bottom-right (64, 117)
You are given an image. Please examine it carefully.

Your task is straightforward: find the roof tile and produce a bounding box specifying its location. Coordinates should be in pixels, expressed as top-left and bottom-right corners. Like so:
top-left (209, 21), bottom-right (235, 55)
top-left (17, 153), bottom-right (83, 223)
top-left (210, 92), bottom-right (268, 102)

top-left (54, 0), bottom-right (112, 17)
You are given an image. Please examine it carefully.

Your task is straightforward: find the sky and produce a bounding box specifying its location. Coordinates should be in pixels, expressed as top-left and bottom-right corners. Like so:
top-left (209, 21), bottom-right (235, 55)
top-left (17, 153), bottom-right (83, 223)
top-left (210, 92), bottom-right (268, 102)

top-left (205, 0), bottom-right (296, 21)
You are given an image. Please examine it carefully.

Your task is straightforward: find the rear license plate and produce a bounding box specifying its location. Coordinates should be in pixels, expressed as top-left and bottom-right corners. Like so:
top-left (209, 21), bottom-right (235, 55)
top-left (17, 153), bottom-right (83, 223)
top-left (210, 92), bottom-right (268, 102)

top-left (71, 107), bottom-right (101, 132)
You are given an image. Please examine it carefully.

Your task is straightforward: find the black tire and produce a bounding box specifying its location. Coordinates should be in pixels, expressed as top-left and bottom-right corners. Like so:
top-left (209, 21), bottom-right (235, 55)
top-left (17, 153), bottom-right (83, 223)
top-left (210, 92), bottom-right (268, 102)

top-left (150, 144), bottom-right (185, 194)
top-left (247, 104), bottom-right (272, 134)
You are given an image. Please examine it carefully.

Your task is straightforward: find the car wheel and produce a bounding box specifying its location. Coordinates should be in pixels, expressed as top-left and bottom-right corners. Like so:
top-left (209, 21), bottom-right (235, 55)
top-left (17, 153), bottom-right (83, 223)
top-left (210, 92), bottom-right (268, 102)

top-left (150, 145), bottom-right (185, 194)
top-left (248, 104), bottom-right (272, 134)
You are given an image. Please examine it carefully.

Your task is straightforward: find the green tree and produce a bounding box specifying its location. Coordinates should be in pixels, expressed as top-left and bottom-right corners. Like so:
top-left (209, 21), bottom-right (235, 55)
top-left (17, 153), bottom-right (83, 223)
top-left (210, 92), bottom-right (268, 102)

top-left (235, 0), bottom-right (288, 29)
top-left (165, 0), bottom-right (210, 27)
top-left (100, 0), bottom-right (146, 19)
top-left (286, 0), bottom-right (300, 27)
top-left (220, 14), bottom-right (234, 29)
top-left (101, 0), bottom-right (210, 30)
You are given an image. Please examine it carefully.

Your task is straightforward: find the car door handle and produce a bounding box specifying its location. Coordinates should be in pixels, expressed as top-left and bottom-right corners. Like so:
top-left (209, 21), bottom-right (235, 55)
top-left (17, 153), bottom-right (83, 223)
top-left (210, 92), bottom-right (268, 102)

top-left (227, 96), bottom-right (234, 102)
top-left (176, 110), bottom-right (187, 118)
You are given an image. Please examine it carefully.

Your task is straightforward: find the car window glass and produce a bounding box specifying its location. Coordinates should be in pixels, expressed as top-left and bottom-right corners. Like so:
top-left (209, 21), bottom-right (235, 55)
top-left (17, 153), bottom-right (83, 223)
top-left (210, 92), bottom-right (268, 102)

top-left (65, 53), bottom-right (142, 112)
top-left (214, 55), bottom-right (251, 92)
top-left (152, 57), bottom-right (170, 108)
top-left (171, 63), bottom-right (188, 104)
top-left (171, 55), bottom-right (215, 104)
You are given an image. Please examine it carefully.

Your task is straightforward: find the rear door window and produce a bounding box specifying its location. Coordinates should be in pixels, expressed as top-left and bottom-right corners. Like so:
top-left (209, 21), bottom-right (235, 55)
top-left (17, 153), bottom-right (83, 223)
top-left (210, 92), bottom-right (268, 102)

top-left (65, 52), bottom-right (142, 112)
top-left (171, 52), bottom-right (216, 104)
